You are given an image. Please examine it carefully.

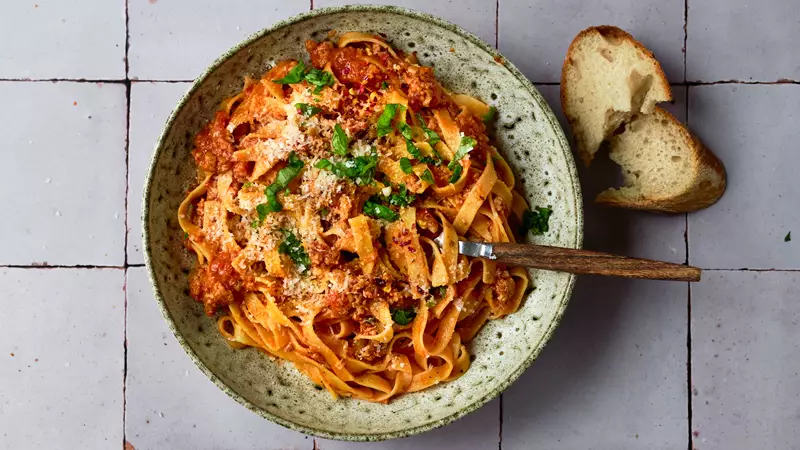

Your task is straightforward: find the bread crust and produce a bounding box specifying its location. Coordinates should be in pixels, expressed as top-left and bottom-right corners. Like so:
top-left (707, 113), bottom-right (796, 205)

top-left (561, 25), bottom-right (672, 165)
top-left (595, 107), bottom-right (727, 213)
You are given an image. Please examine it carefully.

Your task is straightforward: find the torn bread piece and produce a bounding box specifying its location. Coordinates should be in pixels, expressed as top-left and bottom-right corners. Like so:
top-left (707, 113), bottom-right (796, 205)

top-left (561, 25), bottom-right (672, 165)
top-left (596, 107), bottom-right (726, 213)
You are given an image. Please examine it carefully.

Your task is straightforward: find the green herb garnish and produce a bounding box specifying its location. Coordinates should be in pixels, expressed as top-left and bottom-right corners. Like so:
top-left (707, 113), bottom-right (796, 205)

top-left (420, 169), bottom-right (434, 184)
top-left (416, 113), bottom-right (441, 146)
top-left (397, 122), bottom-right (413, 141)
top-left (183, 231), bottom-right (189, 240)
top-left (449, 163), bottom-right (463, 183)
top-left (386, 184), bottom-right (416, 207)
top-left (242, 181), bottom-right (253, 188)
top-left (255, 152), bottom-right (305, 217)
top-left (295, 103), bottom-right (322, 117)
top-left (332, 123), bottom-right (349, 156)
top-left (399, 157), bottom-right (414, 174)
top-left (273, 61), bottom-right (307, 84)
top-left (391, 308), bottom-right (416, 325)
top-left (425, 297), bottom-right (437, 308)
top-left (520, 206), bottom-right (553, 236)
top-left (278, 230), bottom-right (311, 274)
top-left (363, 201), bottom-right (399, 222)
top-left (381, 81), bottom-right (389, 90)
top-left (377, 104), bottom-right (401, 137)
top-left (319, 207), bottom-right (330, 217)
top-left (482, 106), bottom-right (497, 123)
top-left (317, 154), bottom-right (378, 186)
top-left (450, 136), bottom-right (477, 165)
top-left (304, 68), bottom-right (335, 94)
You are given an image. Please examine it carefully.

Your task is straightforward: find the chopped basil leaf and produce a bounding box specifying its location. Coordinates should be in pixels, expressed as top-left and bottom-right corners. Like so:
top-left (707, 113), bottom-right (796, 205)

top-left (256, 152), bottom-right (304, 216)
top-left (451, 136), bottom-right (477, 163)
top-left (399, 157), bottom-right (414, 174)
top-left (183, 231), bottom-right (189, 240)
top-left (386, 184), bottom-right (416, 207)
top-left (448, 162), bottom-right (463, 183)
top-left (436, 286), bottom-right (447, 297)
top-left (332, 123), bottom-right (349, 156)
top-left (242, 181), bottom-right (253, 188)
top-left (273, 61), bottom-right (306, 84)
top-left (416, 113), bottom-right (441, 146)
top-left (295, 103), bottom-right (322, 117)
top-left (482, 106), bottom-right (497, 123)
top-left (319, 207), bottom-right (330, 217)
top-left (520, 206), bottom-right (553, 236)
top-left (425, 297), bottom-right (437, 308)
top-left (391, 308), bottom-right (416, 325)
top-left (377, 104), bottom-right (401, 137)
top-left (363, 201), bottom-right (399, 222)
top-left (786, 232), bottom-right (792, 242)
top-left (278, 230), bottom-right (311, 274)
top-left (315, 159), bottom-right (333, 170)
top-left (318, 154), bottom-right (378, 186)
top-left (304, 69), bottom-right (335, 94)
top-left (381, 81), bottom-right (389, 90)
top-left (420, 169), bottom-right (434, 184)
top-left (397, 122), bottom-right (413, 141)
top-left (275, 152), bottom-right (304, 187)
top-left (404, 137), bottom-right (442, 166)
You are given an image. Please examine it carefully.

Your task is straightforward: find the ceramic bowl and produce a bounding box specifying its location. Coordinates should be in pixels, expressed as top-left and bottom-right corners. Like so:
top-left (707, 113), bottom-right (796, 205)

top-left (143, 5), bottom-right (582, 441)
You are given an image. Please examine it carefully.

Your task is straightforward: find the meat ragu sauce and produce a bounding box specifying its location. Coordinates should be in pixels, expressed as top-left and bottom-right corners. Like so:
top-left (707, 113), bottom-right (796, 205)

top-left (179, 31), bottom-right (534, 400)
top-left (188, 37), bottom-right (499, 318)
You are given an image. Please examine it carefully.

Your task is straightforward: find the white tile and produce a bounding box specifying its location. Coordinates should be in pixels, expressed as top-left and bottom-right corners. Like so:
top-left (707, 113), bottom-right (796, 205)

top-left (315, 0), bottom-right (497, 48)
top-left (692, 271), bottom-right (800, 449)
top-left (128, 0), bottom-right (309, 80)
top-left (536, 84), bottom-right (688, 264)
top-left (688, 85), bottom-right (800, 269)
top-left (0, 268), bottom-right (124, 449)
top-left (687, 0), bottom-right (800, 82)
top-left (125, 267), bottom-right (311, 449)
top-left (0, 0), bottom-right (125, 79)
top-left (316, 399), bottom-right (499, 449)
top-left (0, 82), bottom-right (127, 266)
top-left (500, 0), bottom-right (685, 83)
top-left (128, 82), bottom-right (191, 265)
top-left (503, 277), bottom-right (688, 449)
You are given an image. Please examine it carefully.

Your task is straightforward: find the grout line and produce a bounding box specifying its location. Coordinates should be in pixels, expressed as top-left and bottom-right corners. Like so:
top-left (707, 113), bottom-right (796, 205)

top-left (122, 269), bottom-right (130, 450)
top-left (683, 0), bottom-right (688, 83)
top-left (495, 0), bottom-right (499, 50)
top-left (686, 282), bottom-right (693, 450)
top-left (123, 1), bottom-right (131, 448)
top-left (498, 393), bottom-right (503, 449)
top-left (1, 77), bottom-right (798, 86)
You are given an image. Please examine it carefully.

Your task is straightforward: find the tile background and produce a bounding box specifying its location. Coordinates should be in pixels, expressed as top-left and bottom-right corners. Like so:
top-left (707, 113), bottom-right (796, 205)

top-left (1, 1), bottom-right (797, 449)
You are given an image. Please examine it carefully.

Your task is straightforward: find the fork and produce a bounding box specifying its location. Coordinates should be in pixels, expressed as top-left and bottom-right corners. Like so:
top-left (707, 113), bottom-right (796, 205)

top-left (434, 236), bottom-right (701, 282)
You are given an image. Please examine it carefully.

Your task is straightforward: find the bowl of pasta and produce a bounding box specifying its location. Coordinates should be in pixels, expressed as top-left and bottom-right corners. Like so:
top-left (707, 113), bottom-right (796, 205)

top-left (143, 4), bottom-right (582, 441)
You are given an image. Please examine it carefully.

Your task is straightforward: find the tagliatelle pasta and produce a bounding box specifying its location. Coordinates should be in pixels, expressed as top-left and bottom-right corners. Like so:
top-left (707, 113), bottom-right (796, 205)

top-left (179, 32), bottom-right (533, 402)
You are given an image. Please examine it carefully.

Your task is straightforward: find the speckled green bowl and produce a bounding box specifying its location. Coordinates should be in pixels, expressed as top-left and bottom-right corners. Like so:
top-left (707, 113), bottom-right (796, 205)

top-left (143, 5), bottom-right (582, 441)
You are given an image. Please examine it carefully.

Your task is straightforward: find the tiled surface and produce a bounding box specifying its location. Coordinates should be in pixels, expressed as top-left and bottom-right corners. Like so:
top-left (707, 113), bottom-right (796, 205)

top-left (687, 0), bottom-right (800, 82)
top-left (0, 0), bottom-right (125, 79)
top-left (0, 81), bottom-right (127, 266)
top-left (128, 82), bottom-right (191, 265)
top-left (315, 0), bottom-right (498, 48)
top-left (688, 85), bottom-right (800, 270)
top-left (0, 269), bottom-right (124, 449)
top-left (128, 1), bottom-right (309, 80)
top-left (1, 1), bottom-right (799, 449)
top-left (125, 267), bottom-right (311, 450)
top-left (503, 277), bottom-right (688, 450)
top-left (692, 271), bottom-right (800, 450)
top-left (500, 0), bottom-right (686, 83)
top-left (317, 400), bottom-right (500, 449)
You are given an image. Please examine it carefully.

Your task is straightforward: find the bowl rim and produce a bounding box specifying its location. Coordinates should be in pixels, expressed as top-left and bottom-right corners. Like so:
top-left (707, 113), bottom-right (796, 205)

top-left (143, 3), bottom-right (583, 442)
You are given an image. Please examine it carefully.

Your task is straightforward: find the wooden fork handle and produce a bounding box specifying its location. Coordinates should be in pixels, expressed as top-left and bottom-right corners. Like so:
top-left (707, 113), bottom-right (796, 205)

top-left (492, 243), bottom-right (701, 282)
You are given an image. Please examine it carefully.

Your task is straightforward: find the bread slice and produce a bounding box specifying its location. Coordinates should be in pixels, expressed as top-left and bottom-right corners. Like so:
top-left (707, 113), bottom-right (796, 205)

top-left (561, 26), bottom-right (672, 166)
top-left (595, 107), bottom-right (726, 213)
